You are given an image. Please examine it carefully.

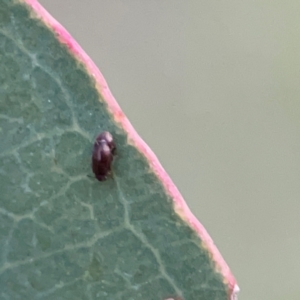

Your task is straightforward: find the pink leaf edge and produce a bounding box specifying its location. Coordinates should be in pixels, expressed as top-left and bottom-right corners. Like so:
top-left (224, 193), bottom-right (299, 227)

top-left (22, 0), bottom-right (239, 298)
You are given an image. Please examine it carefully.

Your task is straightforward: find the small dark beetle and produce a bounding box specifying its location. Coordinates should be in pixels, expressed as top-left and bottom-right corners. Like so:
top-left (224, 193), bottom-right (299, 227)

top-left (92, 131), bottom-right (116, 181)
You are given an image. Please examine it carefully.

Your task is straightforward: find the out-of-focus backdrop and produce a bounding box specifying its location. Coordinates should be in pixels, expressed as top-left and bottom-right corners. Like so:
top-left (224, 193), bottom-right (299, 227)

top-left (39, 1), bottom-right (300, 299)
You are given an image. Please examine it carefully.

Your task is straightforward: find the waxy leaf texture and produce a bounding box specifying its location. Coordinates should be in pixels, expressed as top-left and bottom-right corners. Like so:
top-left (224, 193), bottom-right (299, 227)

top-left (0, 0), bottom-right (238, 299)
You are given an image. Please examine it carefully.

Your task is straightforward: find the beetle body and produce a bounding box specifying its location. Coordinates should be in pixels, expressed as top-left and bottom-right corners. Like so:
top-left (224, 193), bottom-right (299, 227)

top-left (92, 131), bottom-right (115, 181)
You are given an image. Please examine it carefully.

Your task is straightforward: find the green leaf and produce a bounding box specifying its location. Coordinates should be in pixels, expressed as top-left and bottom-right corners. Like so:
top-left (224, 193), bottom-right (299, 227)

top-left (0, 0), bottom-right (238, 299)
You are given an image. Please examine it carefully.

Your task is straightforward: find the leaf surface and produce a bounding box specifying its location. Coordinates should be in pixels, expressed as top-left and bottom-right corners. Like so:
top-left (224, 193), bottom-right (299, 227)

top-left (0, 0), bottom-right (238, 299)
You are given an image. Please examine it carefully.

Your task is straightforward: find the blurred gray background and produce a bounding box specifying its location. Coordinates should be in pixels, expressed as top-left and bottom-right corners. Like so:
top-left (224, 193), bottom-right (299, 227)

top-left (39, 1), bottom-right (300, 299)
